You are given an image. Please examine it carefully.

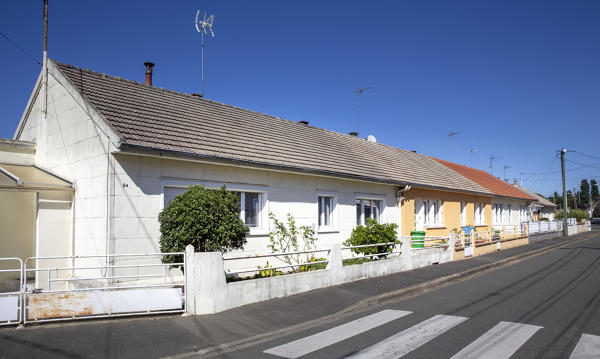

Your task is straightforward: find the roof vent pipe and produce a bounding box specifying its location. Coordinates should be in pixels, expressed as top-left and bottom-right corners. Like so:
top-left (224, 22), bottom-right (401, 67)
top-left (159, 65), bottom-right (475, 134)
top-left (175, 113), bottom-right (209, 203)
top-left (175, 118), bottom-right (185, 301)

top-left (144, 62), bottom-right (155, 86)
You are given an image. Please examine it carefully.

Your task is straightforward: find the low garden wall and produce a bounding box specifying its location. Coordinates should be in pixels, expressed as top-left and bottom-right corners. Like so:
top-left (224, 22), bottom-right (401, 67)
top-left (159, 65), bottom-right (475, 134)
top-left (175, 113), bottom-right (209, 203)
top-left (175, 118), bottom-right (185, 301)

top-left (184, 244), bottom-right (453, 315)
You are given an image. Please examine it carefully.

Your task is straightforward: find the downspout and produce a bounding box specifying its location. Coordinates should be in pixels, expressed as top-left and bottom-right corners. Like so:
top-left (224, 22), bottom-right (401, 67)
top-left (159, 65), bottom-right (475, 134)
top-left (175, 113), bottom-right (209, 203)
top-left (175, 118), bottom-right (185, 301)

top-left (42, 0), bottom-right (48, 122)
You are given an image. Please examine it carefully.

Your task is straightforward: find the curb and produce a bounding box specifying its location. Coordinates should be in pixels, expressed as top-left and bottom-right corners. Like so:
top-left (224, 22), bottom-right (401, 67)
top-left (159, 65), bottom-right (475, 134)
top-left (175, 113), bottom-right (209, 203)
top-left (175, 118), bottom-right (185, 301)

top-left (167, 232), bottom-right (596, 359)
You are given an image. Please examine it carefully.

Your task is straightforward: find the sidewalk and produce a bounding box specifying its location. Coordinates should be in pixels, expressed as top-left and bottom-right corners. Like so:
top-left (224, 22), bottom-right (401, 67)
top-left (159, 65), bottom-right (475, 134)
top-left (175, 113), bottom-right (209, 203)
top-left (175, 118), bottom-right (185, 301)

top-left (0, 229), bottom-right (597, 359)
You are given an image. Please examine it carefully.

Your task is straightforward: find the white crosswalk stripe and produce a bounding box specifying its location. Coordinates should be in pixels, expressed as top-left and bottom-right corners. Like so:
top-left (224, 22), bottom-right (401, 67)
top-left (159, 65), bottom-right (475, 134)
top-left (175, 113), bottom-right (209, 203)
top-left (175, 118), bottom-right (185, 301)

top-left (263, 309), bottom-right (412, 358)
top-left (344, 314), bottom-right (468, 359)
top-left (569, 334), bottom-right (600, 359)
top-left (449, 321), bottom-right (542, 359)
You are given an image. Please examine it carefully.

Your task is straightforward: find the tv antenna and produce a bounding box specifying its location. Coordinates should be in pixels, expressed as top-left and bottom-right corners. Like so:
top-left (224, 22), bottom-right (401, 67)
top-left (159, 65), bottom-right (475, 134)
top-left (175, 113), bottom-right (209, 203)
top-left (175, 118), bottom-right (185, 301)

top-left (195, 11), bottom-right (215, 97)
top-left (448, 131), bottom-right (461, 161)
top-left (470, 148), bottom-right (478, 163)
top-left (503, 164), bottom-right (510, 181)
top-left (355, 87), bottom-right (373, 136)
top-left (489, 155), bottom-right (502, 175)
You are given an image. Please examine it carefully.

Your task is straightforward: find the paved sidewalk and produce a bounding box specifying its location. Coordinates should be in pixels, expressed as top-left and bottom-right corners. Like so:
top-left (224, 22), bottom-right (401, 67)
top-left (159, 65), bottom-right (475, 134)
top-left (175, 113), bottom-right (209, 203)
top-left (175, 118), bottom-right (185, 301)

top-left (0, 229), bottom-right (596, 359)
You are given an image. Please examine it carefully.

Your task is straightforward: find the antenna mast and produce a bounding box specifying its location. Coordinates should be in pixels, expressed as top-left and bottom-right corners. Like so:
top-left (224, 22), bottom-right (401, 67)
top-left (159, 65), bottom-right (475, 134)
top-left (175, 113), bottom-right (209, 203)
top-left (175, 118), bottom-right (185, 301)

top-left (195, 10), bottom-right (215, 97)
top-left (489, 155), bottom-right (502, 176)
top-left (448, 131), bottom-right (461, 161)
top-left (355, 86), bottom-right (373, 136)
top-left (470, 148), bottom-right (478, 163)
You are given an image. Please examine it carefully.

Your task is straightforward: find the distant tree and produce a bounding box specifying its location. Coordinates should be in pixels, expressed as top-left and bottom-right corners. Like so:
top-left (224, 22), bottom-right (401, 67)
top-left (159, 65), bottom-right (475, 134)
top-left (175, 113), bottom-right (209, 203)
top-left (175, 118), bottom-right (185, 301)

top-left (580, 179), bottom-right (590, 207)
top-left (591, 179), bottom-right (599, 202)
top-left (593, 206), bottom-right (600, 218)
top-left (567, 190), bottom-right (575, 209)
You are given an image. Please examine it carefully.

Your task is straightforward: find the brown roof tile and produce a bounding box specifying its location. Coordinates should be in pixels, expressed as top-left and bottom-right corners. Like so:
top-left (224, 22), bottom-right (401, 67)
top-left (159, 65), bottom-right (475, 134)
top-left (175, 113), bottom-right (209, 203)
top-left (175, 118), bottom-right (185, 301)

top-left (53, 60), bottom-right (492, 195)
top-left (432, 158), bottom-right (535, 200)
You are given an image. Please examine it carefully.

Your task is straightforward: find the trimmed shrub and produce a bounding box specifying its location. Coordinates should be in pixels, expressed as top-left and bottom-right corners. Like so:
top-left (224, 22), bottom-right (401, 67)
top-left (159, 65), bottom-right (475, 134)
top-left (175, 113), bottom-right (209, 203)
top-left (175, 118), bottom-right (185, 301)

top-left (158, 185), bottom-right (249, 266)
top-left (555, 209), bottom-right (589, 222)
top-left (343, 218), bottom-right (399, 258)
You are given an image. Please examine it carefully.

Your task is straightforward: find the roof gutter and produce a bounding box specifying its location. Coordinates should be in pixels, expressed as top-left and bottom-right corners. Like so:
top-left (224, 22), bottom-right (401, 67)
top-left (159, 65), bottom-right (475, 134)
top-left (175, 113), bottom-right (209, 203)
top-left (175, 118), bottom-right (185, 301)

top-left (0, 166), bottom-right (23, 186)
top-left (117, 142), bottom-right (494, 198)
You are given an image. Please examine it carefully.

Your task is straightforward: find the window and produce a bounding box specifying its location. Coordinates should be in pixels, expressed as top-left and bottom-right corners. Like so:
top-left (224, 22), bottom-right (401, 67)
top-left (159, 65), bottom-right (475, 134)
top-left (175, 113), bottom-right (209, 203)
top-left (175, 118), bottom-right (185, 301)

top-left (233, 192), bottom-right (262, 228)
top-left (519, 206), bottom-right (526, 223)
top-left (356, 198), bottom-right (382, 225)
top-left (493, 203), bottom-right (503, 224)
top-left (460, 202), bottom-right (466, 226)
top-left (415, 199), bottom-right (443, 230)
top-left (474, 203), bottom-right (485, 225)
top-left (507, 205), bottom-right (512, 224)
top-left (318, 195), bottom-right (334, 228)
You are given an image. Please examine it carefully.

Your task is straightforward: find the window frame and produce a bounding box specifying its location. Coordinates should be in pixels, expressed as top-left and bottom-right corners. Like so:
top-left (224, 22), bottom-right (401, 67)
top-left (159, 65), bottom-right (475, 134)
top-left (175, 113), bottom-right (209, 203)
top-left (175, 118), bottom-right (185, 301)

top-left (162, 179), bottom-right (269, 236)
top-left (317, 192), bottom-right (337, 233)
top-left (415, 198), bottom-right (444, 229)
top-left (355, 193), bottom-right (385, 226)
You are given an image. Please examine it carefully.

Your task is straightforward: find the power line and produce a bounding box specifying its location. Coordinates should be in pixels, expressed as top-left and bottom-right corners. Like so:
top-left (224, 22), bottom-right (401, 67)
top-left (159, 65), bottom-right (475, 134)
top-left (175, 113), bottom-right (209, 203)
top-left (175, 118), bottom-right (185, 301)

top-left (0, 31), bottom-right (41, 65)
top-left (571, 151), bottom-right (600, 161)
top-left (565, 159), bottom-right (600, 171)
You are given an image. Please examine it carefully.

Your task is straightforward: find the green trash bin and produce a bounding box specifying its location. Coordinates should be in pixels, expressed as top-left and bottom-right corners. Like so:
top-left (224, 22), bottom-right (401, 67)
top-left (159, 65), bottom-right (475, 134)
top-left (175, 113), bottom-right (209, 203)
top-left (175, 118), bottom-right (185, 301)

top-left (411, 230), bottom-right (426, 248)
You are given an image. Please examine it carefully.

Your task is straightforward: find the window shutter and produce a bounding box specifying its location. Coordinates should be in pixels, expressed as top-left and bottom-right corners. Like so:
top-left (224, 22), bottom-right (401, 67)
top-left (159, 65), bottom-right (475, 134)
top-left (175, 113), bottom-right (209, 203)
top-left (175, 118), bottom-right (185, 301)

top-left (415, 200), bottom-right (424, 230)
top-left (438, 200), bottom-right (444, 226)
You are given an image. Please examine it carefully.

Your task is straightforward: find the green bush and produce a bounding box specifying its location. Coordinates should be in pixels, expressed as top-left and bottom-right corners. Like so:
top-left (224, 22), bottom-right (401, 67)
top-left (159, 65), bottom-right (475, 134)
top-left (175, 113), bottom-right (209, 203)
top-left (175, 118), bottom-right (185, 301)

top-left (343, 218), bottom-right (399, 258)
top-left (555, 209), bottom-right (589, 222)
top-left (158, 185), bottom-right (249, 266)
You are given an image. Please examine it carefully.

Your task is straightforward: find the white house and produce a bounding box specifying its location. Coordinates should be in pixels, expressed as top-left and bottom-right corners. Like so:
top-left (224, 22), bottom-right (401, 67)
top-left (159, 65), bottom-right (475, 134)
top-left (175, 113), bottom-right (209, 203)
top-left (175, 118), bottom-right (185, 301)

top-left (9, 59), bottom-right (495, 266)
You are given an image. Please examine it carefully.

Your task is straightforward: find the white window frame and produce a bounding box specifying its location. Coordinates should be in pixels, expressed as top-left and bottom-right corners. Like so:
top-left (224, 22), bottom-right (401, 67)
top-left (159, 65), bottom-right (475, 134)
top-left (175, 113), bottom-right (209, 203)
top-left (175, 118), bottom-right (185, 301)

top-left (415, 198), bottom-right (444, 229)
top-left (317, 192), bottom-right (337, 233)
top-left (355, 193), bottom-right (385, 226)
top-left (162, 178), bottom-right (269, 236)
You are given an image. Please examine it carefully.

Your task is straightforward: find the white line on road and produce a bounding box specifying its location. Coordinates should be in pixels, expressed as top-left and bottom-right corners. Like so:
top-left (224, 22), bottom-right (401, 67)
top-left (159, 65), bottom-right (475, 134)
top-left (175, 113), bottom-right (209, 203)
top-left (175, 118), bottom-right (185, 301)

top-left (569, 334), bottom-right (600, 358)
top-left (344, 314), bottom-right (468, 359)
top-left (450, 321), bottom-right (542, 359)
top-left (263, 309), bottom-right (412, 358)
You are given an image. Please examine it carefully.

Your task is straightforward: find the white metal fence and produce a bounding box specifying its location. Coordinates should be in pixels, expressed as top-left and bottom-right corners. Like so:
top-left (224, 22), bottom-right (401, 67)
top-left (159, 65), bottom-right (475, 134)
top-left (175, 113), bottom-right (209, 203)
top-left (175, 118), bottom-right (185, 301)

top-left (0, 253), bottom-right (186, 325)
top-left (0, 258), bottom-right (23, 326)
top-left (527, 220), bottom-right (562, 235)
top-left (223, 248), bottom-right (331, 277)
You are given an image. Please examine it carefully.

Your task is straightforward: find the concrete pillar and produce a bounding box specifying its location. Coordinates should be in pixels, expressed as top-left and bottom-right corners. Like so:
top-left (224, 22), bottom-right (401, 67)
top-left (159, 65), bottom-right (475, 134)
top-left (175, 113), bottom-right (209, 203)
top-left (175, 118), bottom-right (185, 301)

top-left (190, 250), bottom-right (227, 315)
top-left (326, 244), bottom-right (343, 284)
top-left (184, 245), bottom-right (196, 315)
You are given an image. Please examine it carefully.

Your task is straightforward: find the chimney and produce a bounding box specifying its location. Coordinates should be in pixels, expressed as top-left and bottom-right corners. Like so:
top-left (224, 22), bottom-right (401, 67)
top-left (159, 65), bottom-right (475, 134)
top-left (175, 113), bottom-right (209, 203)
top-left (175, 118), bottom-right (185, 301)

top-left (349, 131), bottom-right (358, 136)
top-left (144, 62), bottom-right (155, 86)
top-left (513, 179), bottom-right (518, 186)
top-left (298, 120), bottom-right (309, 125)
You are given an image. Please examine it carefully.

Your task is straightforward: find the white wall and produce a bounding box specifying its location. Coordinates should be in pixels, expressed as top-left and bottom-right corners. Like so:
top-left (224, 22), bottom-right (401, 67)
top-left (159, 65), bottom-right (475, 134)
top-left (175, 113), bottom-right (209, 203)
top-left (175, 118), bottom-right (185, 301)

top-left (15, 61), bottom-right (119, 260)
top-left (111, 153), bottom-right (400, 259)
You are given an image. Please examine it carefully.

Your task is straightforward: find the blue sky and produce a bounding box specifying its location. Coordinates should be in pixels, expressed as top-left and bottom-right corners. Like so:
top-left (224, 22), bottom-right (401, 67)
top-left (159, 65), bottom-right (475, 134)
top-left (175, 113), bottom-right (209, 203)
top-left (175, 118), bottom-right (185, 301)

top-left (1, 1), bottom-right (599, 196)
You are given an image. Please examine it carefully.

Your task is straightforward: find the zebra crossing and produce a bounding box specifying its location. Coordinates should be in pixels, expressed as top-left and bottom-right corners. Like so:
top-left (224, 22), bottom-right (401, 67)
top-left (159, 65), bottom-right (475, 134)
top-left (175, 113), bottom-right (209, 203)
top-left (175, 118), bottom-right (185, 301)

top-left (263, 309), bottom-right (599, 359)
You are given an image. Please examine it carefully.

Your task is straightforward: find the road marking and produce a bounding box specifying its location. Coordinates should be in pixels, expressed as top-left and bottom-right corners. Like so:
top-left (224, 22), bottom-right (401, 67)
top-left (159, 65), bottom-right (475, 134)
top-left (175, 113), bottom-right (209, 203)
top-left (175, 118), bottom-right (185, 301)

top-left (345, 314), bottom-right (468, 359)
top-left (569, 334), bottom-right (600, 358)
top-left (450, 321), bottom-right (542, 359)
top-left (263, 309), bottom-right (411, 358)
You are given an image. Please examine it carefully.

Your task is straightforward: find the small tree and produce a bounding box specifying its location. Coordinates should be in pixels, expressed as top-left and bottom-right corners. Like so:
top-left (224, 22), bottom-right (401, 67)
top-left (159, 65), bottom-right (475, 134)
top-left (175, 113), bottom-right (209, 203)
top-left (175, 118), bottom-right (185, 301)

top-left (159, 185), bottom-right (249, 265)
top-left (267, 213), bottom-right (319, 270)
top-left (555, 209), bottom-right (589, 222)
top-left (343, 219), bottom-right (399, 258)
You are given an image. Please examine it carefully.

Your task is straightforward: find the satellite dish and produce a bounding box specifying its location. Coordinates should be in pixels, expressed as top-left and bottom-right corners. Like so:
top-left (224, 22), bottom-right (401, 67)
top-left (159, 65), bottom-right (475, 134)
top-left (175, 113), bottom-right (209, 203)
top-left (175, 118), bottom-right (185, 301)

top-left (367, 134), bottom-right (377, 143)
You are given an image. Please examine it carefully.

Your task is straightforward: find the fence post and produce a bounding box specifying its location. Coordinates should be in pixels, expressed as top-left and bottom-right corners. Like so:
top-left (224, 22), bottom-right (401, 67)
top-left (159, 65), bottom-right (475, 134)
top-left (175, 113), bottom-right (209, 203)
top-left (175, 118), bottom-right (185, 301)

top-left (184, 245), bottom-right (196, 315)
top-left (193, 251), bottom-right (228, 315)
top-left (326, 244), bottom-right (343, 284)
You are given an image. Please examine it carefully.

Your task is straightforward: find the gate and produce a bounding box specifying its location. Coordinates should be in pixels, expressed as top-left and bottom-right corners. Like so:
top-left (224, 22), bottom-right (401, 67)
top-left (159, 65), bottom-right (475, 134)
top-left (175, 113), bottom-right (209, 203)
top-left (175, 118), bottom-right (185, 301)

top-left (0, 258), bottom-right (23, 326)
top-left (22, 252), bottom-right (186, 324)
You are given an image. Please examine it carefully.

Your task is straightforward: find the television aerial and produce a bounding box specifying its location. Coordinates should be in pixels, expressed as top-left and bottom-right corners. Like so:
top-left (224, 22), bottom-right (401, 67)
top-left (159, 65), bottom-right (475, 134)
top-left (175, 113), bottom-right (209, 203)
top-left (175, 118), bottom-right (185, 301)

top-left (195, 11), bottom-right (215, 97)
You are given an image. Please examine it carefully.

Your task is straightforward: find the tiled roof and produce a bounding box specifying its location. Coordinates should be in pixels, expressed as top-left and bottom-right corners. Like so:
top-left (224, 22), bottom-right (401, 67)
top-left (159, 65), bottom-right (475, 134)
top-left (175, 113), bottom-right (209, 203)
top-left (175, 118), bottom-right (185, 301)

top-left (53, 60), bottom-right (492, 195)
top-left (432, 158), bottom-right (535, 201)
top-left (515, 186), bottom-right (557, 207)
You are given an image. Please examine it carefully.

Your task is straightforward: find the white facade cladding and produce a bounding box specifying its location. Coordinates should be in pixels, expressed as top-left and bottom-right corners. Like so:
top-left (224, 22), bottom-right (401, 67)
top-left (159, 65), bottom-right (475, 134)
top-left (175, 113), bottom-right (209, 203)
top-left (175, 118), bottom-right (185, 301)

top-left (112, 153), bottom-right (400, 256)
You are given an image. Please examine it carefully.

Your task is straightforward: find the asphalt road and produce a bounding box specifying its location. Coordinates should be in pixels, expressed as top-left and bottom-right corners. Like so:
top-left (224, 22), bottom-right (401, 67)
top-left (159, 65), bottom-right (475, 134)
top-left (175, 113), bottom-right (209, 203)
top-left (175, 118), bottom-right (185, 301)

top-left (217, 229), bottom-right (600, 359)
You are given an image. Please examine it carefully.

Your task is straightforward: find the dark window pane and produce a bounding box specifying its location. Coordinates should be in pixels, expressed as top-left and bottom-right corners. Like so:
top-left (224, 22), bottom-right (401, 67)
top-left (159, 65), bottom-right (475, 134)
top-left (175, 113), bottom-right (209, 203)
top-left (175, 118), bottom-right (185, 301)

top-left (324, 197), bottom-right (331, 226)
top-left (356, 199), bottom-right (362, 225)
top-left (318, 197), bottom-right (323, 226)
top-left (373, 200), bottom-right (380, 222)
top-left (244, 192), bottom-right (259, 227)
top-left (364, 200), bottom-right (372, 222)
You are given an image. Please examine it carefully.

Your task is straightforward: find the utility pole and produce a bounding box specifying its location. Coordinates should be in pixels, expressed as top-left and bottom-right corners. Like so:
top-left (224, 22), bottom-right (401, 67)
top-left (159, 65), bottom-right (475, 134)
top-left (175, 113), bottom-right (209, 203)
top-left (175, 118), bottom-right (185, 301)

top-left (561, 148), bottom-right (568, 236)
top-left (448, 131), bottom-right (461, 161)
top-left (470, 148), bottom-right (477, 163)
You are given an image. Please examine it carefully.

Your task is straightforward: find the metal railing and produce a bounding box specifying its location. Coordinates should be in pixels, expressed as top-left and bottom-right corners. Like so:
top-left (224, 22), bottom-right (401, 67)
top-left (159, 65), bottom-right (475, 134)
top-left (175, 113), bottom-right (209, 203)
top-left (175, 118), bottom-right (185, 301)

top-left (341, 242), bottom-right (401, 260)
top-left (402, 236), bottom-right (450, 250)
top-left (223, 248), bottom-right (331, 275)
top-left (23, 252), bottom-right (186, 324)
top-left (0, 258), bottom-right (23, 326)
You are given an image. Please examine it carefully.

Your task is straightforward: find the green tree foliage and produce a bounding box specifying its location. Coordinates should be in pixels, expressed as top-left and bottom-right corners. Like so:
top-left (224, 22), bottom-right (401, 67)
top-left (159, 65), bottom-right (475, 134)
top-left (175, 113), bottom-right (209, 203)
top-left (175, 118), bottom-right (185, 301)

top-left (580, 179), bottom-right (590, 206)
top-left (592, 206), bottom-right (600, 218)
top-left (555, 209), bottom-right (589, 222)
top-left (343, 218), bottom-right (399, 258)
top-left (158, 185), bottom-right (249, 265)
top-left (591, 179), bottom-right (599, 202)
